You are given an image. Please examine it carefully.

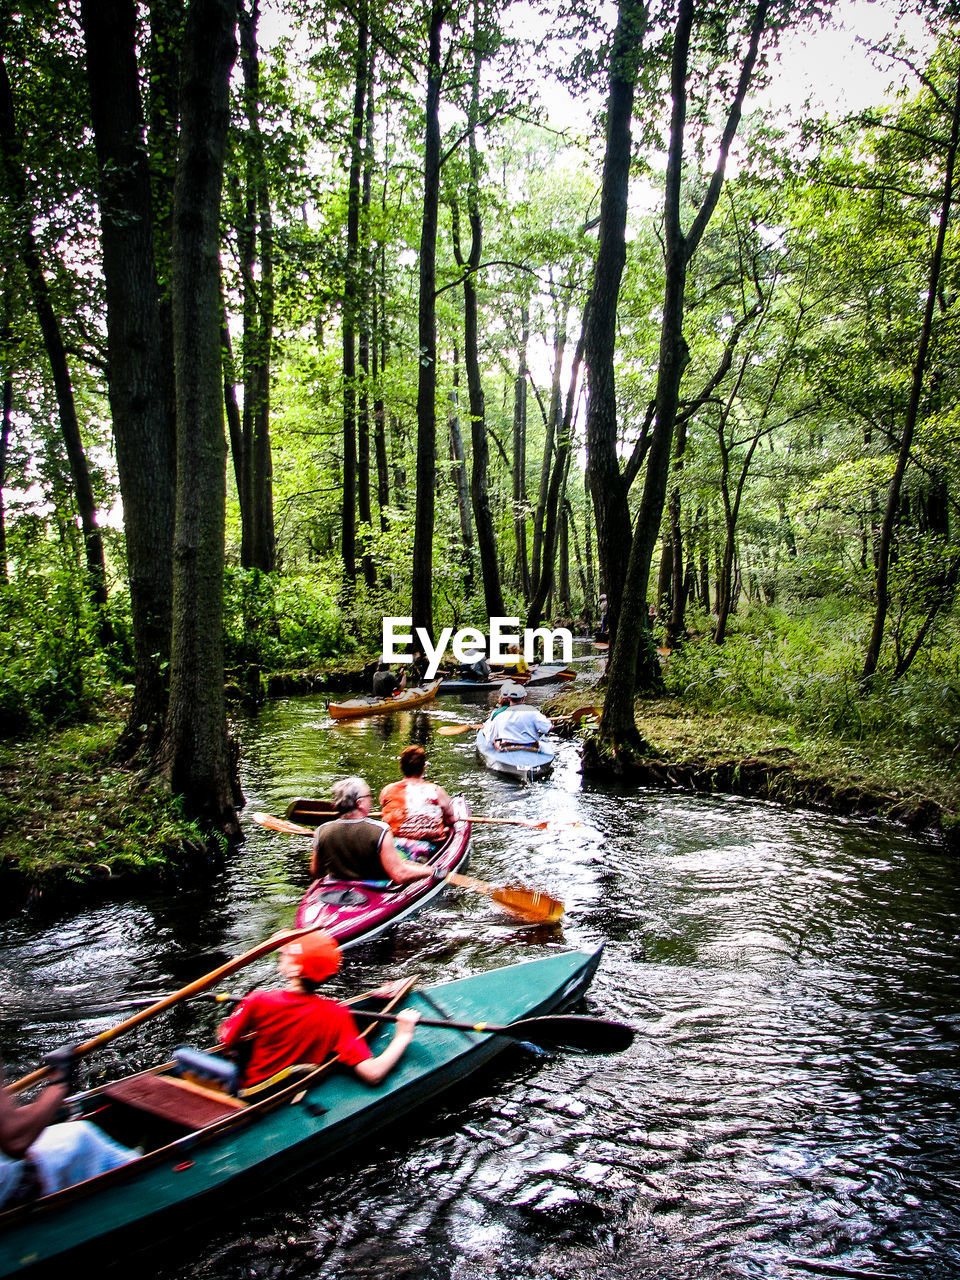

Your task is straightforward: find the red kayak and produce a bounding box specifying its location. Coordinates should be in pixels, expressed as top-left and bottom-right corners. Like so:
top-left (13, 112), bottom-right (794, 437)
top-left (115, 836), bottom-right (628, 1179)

top-left (293, 795), bottom-right (472, 947)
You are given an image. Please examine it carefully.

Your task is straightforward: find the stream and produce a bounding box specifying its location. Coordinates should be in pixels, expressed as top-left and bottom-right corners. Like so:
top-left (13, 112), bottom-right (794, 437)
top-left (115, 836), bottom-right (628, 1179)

top-left (2, 676), bottom-right (958, 1279)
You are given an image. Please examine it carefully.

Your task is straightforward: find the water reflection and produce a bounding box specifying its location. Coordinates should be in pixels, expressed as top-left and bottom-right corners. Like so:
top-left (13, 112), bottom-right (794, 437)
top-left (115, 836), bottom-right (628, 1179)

top-left (1, 684), bottom-right (959, 1279)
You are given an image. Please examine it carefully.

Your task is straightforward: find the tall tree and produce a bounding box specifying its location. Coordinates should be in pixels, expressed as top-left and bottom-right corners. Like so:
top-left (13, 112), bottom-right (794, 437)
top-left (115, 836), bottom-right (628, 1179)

top-left (237, 0), bottom-right (276, 572)
top-left (512, 300), bottom-right (531, 598)
top-left (583, 0), bottom-right (646, 645)
top-left (450, 1), bottom-right (505, 619)
top-left (157, 0), bottom-right (241, 834)
top-left (80, 0), bottom-right (178, 752)
top-left (340, 0), bottom-right (369, 583)
top-left (411, 1), bottom-right (447, 641)
top-left (597, 0), bottom-right (773, 757)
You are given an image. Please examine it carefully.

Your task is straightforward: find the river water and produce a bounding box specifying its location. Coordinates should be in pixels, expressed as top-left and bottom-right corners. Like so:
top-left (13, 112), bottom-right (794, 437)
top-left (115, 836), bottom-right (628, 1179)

top-left (2, 678), bottom-right (959, 1279)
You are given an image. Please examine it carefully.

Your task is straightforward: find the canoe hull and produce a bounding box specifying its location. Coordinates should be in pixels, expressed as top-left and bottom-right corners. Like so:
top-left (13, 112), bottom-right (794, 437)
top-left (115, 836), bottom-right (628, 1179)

top-left (293, 796), bottom-right (471, 946)
top-left (437, 665), bottom-right (575, 694)
top-left (0, 948), bottom-right (604, 1277)
top-left (328, 680), bottom-right (440, 720)
top-left (475, 736), bottom-right (555, 782)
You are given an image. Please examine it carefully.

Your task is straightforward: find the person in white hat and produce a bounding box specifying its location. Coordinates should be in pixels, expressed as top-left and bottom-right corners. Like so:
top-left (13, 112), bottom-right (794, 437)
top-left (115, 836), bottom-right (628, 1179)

top-left (478, 683), bottom-right (553, 751)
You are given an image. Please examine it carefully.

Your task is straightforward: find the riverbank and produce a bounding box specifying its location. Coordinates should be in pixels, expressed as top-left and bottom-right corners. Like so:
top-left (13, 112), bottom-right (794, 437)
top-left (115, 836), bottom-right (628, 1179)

top-left (552, 688), bottom-right (960, 854)
top-left (0, 698), bottom-right (218, 906)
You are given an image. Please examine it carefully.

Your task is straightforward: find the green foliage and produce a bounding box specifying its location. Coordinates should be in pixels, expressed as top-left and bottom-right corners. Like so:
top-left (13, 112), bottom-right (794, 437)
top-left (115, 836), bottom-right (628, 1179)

top-left (222, 565), bottom-right (353, 671)
top-left (663, 602), bottom-right (960, 754)
top-left (0, 532), bottom-right (114, 736)
top-left (0, 714), bottom-right (210, 888)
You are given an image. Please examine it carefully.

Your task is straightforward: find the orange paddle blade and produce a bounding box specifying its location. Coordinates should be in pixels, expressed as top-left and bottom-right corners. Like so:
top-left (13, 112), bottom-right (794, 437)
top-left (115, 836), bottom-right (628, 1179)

top-left (445, 872), bottom-right (564, 923)
top-left (253, 811), bottom-right (314, 836)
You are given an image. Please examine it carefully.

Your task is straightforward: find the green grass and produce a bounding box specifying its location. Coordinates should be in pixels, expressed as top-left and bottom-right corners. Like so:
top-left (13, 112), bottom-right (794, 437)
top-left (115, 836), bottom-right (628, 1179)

top-left (0, 702), bottom-right (211, 891)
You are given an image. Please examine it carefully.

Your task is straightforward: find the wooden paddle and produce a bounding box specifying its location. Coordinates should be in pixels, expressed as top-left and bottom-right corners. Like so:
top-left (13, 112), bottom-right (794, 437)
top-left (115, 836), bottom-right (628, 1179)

top-left (4, 923), bottom-right (331, 1096)
top-left (356, 1008), bottom-right (635, 1052)
top-left (250, 812), bottom-right (565, 922)
top-left (258, 809), bottom-right (576, 835)
top-left (437, 704), bottom-right (599, 736)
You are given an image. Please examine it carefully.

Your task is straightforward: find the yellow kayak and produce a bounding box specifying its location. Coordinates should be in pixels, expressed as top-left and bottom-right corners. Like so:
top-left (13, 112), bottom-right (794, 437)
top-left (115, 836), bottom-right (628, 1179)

top-left (328, 679), bottom-right (441, 721)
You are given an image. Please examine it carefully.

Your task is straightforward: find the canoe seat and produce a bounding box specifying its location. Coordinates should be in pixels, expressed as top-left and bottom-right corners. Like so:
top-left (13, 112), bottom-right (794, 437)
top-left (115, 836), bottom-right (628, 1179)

top-left (318, 885), bottom-right (373, 906)
top-left (102, 1073), bottom-right (247, 1130)
top-left (172, 1046), bottom-right (240, 1094)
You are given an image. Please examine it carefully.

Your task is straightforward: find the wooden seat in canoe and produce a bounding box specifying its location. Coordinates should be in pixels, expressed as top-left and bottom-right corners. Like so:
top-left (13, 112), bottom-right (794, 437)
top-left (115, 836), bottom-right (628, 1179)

top-left (101, 1073), bottom-right (247, 1129)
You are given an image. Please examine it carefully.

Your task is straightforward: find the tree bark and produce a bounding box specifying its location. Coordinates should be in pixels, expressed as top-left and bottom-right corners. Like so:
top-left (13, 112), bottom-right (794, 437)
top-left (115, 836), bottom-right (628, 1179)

top-left (600, 0), bottom-right (769, 748)
top-left (238, 0), bottom-right (275, 572)
top-left (583, 0), bottom-right (645, 644)
top-left (512, 302), bottom-right (531, 598)
top-left (358, 42), bottom-right (376, 586)
top-left (80, 0), bottom-right (178, 751)
top-left (340, 0), bottom-right (368, 584)
top-left (447, 352), bottom-right (475, 576)
top-left (451, 28), bottom-right (505, 620)
top-left (158, 0), bottom-right (241, 834)
top-left (411, 2), bottom-right (444, 641)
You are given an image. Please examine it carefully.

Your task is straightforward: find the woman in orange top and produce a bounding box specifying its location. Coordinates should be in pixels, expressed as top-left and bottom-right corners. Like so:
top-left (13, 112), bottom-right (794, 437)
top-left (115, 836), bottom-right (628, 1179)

top-left (379, 745), bottom-right (455, 842)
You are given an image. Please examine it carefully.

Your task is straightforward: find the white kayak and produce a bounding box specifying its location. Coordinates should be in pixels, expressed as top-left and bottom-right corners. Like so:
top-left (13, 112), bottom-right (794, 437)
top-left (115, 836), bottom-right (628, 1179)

top-left (475, 733), bottom-right (555, 782)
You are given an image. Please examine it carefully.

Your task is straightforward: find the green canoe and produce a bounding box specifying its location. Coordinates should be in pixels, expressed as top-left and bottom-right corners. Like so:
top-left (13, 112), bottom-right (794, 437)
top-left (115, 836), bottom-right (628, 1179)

top-left (0, 947), bottom-right (604, 1276)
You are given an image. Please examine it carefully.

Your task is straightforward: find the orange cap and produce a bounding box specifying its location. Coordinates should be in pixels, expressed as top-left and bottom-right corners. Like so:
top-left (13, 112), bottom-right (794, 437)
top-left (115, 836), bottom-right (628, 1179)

top-left (283, 931), bottom-right (341, 983)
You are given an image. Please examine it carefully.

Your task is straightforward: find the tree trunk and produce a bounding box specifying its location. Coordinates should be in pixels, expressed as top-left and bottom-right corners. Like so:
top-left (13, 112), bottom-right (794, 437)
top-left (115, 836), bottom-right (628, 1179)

top-left (411, 2), bottom-right (444, 641)
top-left (372, 281), bottom-right (390, 532)
top-left (527, 324), bottom-right (585, 628)
top-left (0, 52), bottom-right (112, 643)
top-left (512, 302), bottom-right (531, 598)
top-left (358, 42), bottom-right (376, 587)
top-left (533, 287), bottom-right (566, 592)
top-left (238, 0), bottom-right (275, 572)
top-left (583, 0), bottom-right (645, 645)
top-left (447, 354), bottom-right (475, 579)
top-left (0, 349), bottom-right (9, 582)
top-left (862, 60), bottom-right (960, 682)
top-left (340, 0), bottom-right (368, 584)
top-left (158, 0), bottom-right (241, 835)
top-left (452, 30), bottom-right (505, 620)
top-left (599, 0), bottom-right (769, 750)
top-left (80, 0), bottom-right (178, 751)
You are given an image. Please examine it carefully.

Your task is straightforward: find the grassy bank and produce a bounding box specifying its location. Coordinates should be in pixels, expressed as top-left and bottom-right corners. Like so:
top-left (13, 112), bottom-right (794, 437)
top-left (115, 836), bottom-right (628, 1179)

top-left (552, 686), bottom-right (960, 852)
top-left (0, 698), bottom-right (214, 902)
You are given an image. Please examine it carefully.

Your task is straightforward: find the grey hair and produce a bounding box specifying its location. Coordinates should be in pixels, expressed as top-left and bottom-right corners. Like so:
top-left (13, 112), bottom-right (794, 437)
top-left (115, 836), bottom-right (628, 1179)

top-left (332, 776), bottom-right (369, 813)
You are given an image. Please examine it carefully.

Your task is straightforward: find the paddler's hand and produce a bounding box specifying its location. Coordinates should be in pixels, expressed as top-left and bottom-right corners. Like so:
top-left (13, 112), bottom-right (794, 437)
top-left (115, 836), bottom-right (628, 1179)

top-left (393, 1009), bottom-right (420, 1042)
top-left (43, 1043), bottom-right (80, 1092)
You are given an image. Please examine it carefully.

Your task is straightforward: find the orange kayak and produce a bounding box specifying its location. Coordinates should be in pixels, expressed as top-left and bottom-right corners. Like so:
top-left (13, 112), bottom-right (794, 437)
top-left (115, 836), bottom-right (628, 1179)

top-left (328, 679), bottom-right (441, 721)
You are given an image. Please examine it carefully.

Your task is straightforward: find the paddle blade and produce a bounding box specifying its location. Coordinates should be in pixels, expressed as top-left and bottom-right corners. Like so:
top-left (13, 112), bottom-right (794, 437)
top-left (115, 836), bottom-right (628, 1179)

top-left (489, 884), bottom-right (565, 924)
top-left (508, 1014), bottom-right (636, 1052)
top-left (437, 723), bottom-right (483, 736)
top-left (252, 811), bottom-right (313, 836)
top-left (445, 872), bottom-right (564, 923)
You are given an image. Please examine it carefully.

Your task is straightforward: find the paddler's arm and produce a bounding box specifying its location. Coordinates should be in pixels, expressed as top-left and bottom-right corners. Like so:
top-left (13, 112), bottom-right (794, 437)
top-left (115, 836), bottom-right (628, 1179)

top-left (379, 828), bottom-right (436, 883)
top-left (353, 1009), bottom-right (420, 1085)
top-left (435, 784), bottom-right (456, 827)
top-left (309, 825), bottom-right (325, 879)
top-left (0, 1061), bottom-right (70, 1159)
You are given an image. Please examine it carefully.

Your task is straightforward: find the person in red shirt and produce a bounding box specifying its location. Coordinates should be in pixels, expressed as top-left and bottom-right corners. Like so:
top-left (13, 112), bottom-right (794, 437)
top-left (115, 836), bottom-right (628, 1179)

top-left (219, 931), bottom-right (419, 1088)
